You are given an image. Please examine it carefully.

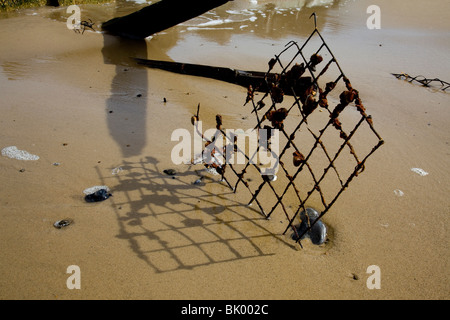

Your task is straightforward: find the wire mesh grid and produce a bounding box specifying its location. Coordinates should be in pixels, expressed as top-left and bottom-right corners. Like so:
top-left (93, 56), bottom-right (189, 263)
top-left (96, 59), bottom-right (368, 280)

top-left (193, 24), bottom-right (384, 247)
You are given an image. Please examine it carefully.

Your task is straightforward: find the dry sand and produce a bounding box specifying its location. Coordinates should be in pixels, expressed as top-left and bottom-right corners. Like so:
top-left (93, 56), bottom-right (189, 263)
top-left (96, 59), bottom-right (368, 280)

top-left (0, 0), bottom-right (449, 300)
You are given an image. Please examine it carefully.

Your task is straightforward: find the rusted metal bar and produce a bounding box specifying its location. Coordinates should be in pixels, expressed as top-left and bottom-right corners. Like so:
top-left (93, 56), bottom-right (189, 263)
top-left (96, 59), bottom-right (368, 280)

top-left (392, 73), bottom-right (450, 91)
top-left (102, 0), bottom-right (233, 39)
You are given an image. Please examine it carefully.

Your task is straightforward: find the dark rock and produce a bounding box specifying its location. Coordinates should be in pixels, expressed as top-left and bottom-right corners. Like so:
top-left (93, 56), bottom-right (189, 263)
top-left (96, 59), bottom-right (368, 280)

top-left (163, 169), bottom-right (177, 176)
top-left (292, 208), bottom-right (327, 245)
top-left (84, 189), bottom-right (112, 203)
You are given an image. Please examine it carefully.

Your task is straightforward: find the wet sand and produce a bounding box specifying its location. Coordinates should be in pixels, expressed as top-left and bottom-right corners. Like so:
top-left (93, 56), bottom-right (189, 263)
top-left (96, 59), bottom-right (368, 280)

top-left (0, 0), bottom-right (449, 300)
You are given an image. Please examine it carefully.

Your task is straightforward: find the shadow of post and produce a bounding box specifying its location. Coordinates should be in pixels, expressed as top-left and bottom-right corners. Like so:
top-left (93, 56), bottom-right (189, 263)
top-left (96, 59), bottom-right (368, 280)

top-left (102, 34), bottom-right (148, 157)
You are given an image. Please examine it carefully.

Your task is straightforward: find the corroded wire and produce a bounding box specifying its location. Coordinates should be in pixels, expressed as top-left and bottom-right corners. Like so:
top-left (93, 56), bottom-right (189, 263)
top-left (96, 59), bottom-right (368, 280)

top-left (392, 73), bottom-right (450, 91)
top-left (191, 19), bottom-right (384, 247)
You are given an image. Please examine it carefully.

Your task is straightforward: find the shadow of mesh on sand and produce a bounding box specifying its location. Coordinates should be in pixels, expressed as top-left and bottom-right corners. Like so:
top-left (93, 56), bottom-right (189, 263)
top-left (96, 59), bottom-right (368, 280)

top-left (97, 157), bottom-right (294, 273)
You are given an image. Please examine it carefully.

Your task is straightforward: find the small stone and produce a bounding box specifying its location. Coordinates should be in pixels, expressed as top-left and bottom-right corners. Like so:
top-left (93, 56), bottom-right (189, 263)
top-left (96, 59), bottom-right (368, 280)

top-left (54, 219), bottom-right (73, 229)
top-left (193, 177), bottom-right (205, 185)
top-left (163, 97), bottom-right (167, 103)
top-left (84, 189), bottom-right (112, 203)
top-left (292, 208), bottom-right (327, 245)
top-left (136, 94), bottom-right (142, 98)
top-left (163, 169), bottom-right (177, 176)
top-left (19, 168), bottom-right (25, 173)
top-left (352, 273), bottom-right (359, 280)
top-left (263, 174), bottom-right (277, 182)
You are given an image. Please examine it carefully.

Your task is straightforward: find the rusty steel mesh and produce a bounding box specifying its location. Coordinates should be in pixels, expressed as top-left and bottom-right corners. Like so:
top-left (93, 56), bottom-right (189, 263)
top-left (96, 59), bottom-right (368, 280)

top-left (392, 72), bottom-right (450, 91)
top-left (192, 24), bottom-right (385, 247)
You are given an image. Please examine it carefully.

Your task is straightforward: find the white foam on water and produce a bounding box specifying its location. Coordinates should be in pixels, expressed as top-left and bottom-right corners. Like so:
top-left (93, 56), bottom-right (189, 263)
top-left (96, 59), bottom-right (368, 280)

top-left (411, 168), bottom-right (429, 176)
top-left (197, 19), bottom-right (234, 27)
top-left (307, 0), bottom-right (334, 8)
top-left (128, 0), bottom-right (151, 4)
top-left (187, 27), bottom-right (234, 31)
top-left (226, 10), bottom-right (242, 15)
top-left (83, 186), bottom-right (110, 195)
top-left (1, 146), bottom-right (39, 161)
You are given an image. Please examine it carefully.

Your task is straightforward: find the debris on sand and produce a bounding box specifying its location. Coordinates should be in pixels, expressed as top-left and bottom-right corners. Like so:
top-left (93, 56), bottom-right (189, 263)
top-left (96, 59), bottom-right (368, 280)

top-left (163, 169), bottom-right (177, 176)
top-left (1, 146), bottom-right (39, 161)
top-left (53, 219), bottom-right (73, 229)
top-left (84, 188), bottom-right (112, 203)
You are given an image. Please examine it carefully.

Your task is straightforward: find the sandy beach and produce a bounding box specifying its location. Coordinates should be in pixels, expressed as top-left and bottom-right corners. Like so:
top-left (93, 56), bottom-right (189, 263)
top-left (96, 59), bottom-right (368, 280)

top-left (0, 0), bottom-right (449, 300)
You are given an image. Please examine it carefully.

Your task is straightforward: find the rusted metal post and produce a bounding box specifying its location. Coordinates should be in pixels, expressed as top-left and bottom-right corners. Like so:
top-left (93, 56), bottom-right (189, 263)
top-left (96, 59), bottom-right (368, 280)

top-left (102, 0), bottom-right (233, 39)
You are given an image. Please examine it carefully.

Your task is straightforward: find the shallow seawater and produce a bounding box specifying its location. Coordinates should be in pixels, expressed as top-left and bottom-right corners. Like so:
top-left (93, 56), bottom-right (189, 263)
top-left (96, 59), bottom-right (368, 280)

top-left (0, 0), bottom-right (349, 67)
top-left (2, 0), bottom-right (449, 80)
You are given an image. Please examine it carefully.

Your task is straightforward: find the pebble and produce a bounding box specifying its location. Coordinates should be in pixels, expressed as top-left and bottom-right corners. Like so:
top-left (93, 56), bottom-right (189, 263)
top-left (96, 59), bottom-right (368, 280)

top-left (411, 168), bottom-right (429, 176)
top-left (53, 219), bottom-right (73, 229)
top-left (163, 169), bottom-right (177, 176)
top-left (263, 174), bottom-right (277, 182)
top-left (292, 208), bottom-right (327, 245)
top-left (84, 189), bottom-right (112, 203)
top-left (112, 167), bottom-right (123, 175)
top-left (193, 177), bottom-right (205, 186)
